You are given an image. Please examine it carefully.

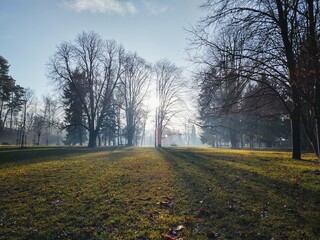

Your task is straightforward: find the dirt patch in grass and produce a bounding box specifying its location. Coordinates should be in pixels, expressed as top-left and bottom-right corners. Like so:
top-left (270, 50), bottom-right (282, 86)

top-left (0, 147), bottom-right (319, 239)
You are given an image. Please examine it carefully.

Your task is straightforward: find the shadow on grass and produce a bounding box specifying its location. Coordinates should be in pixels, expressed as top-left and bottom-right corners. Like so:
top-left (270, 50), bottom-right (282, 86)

top-left (158, 147), bottom-right (320, 239)
top-left (164, 148), bottom-right (320, 202)
top-left (0, 147), bottom-right (141, 240)
top-left (0, 146), bottom-right (131, 166)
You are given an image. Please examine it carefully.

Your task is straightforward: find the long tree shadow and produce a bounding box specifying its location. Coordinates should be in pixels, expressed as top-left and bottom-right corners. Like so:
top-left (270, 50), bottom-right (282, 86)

top-left (0, 147), bottom-right (144, 240)
top-left (158, 147), bottom-right (320, 239)
top-left (0, 146), bottom-right (131, 166)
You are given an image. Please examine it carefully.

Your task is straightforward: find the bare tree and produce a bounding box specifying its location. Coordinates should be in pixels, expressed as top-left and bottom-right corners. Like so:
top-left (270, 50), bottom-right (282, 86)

top-left (42, 95), bottom-right (59, 145)
top-left (20, 88), bottom-right (35, 147)
top-left (297, 1), bottom-right (320, 157)
top-left (0, 56), bottom-right (25, 135)
top-left (119, 53), bottom-right (151, 146)
top-left (154, 60), bottom-right (185, 147)
top-left (140, 109), bottom-right (148, 146)
top-left (32, 114), bottom-right (45, 146)
top-left (189, 0), bottom-right (320, 159)
top-left (48, 31), bottom-right (125, 147)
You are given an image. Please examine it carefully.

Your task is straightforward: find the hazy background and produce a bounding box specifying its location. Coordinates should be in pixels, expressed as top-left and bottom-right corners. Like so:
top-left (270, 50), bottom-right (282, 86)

top-left (0, 0), bottom-right (201, 98)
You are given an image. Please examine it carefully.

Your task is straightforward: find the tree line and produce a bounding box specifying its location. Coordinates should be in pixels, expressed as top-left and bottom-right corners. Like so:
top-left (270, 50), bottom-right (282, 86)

top-left (48, 31), bottom-right (185, 147)
top-left (0, 56), bottom-right (39, 147)
top-left (0, 57), bottom-right (62, 147)
top-left (189, 0), bottom-right (320, 159)
top-left (1, 32), bottom-right (185, 148)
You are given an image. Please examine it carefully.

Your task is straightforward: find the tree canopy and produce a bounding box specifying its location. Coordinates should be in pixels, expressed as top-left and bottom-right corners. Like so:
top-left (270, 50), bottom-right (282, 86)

top-left (189, 0), bottom-right (320, 159)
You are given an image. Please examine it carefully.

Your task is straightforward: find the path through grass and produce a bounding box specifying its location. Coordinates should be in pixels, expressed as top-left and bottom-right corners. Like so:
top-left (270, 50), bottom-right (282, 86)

top-left (0, 147), bottom-right (319, 239)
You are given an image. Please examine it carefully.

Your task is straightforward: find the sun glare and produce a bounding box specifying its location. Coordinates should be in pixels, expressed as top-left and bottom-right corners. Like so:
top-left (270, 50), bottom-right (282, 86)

top-left (148, 95), bottom-right (159, 111)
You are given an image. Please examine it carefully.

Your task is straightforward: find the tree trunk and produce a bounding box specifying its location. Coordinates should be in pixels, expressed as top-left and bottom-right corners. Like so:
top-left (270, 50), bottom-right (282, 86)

top-left (315, 116), bottom-right (320, 158)
top-left (275, 0), bottom-right (302, 159)
top-left (307, 0), bottom-right (320, 158)
top-left (229, 128), bottom-right (237, 149)
top-left (98, 134), bottom-right (101, 146)
top-left (0, 99), bottom-right (4, 134)
top-left (290, 111), bottom-right (301, 160)
top-left (10, 97), bottom-right (13, 133)
top-left (126, 108), bottom-right (134, 146)
top-left (141, 120), bottom-right (146, 146)
top-left (228, 118), bottom-right (238, 149)
top-left (127, 127), bottom-right (134, 146)
top-left (88, 130), bottom-right (97, 148)
top-left (249, 136), bottom-right (253, 148)
top-left (37, 133), bottom-right (41, 146)
top-left (240, 132), bottom-right (244, 148)
top-left (79, 126), bottom-right (83, 146)
top-left (289, 89), bottom-right (301, 160)
top-left (315, 78), bottom-right (320, 157)
top-left (301, 110), bottom-right (318, 156)
top-left (157, 124), bottom-right (162, 147)
top-left (21, 102), bottom-right (27, 148)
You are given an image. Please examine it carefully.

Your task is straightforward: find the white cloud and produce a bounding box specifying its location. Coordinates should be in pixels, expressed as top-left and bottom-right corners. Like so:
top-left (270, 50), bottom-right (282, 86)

top-left (140, 0), bottom-right (168, 14)
top-left (64, 0), bottom-right (137, 15)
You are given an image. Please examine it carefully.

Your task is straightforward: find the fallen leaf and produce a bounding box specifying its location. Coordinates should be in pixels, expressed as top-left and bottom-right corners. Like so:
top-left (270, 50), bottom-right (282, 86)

top-left (102, 212), bottom-right (110, 219)
top-left (84, 226), bottom-right (95, 234)
top-left (172, 225), bottom-right (184, 231)
top-left (206, 231), bottom-right (217, 240)
top-left (158, 201), bottom-right (173, 208)
top-left (163, 196), bottom-right (174, 201)
top-left (107, 223), bottom-right (114, 233)
top-left (198, 208), bottom-right (210, 217)
top-left (51, 199), bottom-right (63, 206)
top-left (167, 224), bottom-right (185, 238)
top-left (162, 234), bottom-right (175, 240)
top-left (148, 212), bottom-right (155, 222)
top-left (194, 225), bottom-right (202, 232)
top-left (198, 207), bottom-right (206, 212)
top-left (140, 197), bottom-right (152, 201)
top-left (103, 186), bottom-right (109, 193)
top-left (225, 205), bottom-right (236, 211)
top-left (184, 216), bottom-right (191, 223)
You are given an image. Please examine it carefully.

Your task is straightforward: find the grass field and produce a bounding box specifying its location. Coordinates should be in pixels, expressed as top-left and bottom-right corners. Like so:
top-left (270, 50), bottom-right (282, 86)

top-left (0, 147), bottom-right (319, 240)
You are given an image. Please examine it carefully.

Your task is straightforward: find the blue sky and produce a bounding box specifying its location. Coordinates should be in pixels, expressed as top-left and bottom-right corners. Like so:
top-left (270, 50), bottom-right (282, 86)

top-left (0, 0), bottom-right (202, 97)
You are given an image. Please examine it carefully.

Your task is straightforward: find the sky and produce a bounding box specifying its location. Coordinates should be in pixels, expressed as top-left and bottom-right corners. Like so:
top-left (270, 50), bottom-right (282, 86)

top-left (0, 0), bottom-right (202, 98)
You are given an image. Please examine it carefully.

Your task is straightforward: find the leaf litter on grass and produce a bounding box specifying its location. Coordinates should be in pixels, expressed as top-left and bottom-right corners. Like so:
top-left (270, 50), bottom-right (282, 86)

top-left (0, 147), bottom-right (319, 239)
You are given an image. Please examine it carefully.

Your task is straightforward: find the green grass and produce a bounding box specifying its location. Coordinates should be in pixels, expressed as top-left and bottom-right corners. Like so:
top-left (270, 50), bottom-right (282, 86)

top-left (0, 147), bottom-right (319, 239)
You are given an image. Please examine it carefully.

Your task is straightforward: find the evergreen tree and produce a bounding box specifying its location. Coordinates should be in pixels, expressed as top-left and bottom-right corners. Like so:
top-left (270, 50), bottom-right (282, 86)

top-left (62, 69), bottom-right (87, 145)
top-left (100, 101), bottom-right (117, 146)
top-left (191, 125), bottom-right (197, 146)
top-left (0, 56), bottom-right (24, 133)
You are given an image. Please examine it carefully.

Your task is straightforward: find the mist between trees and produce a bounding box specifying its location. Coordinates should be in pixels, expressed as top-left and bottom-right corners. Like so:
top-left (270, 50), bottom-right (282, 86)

top-left (0, 31), bottom-right (193, 148)
top-left (1, 1), bottom-right (320, 158)
top-left (187, 0), bottom-right (320, 159)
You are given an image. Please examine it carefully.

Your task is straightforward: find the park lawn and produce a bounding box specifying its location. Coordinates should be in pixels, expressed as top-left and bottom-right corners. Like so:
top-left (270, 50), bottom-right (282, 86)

top-left (0, 147), bottom-right (319, 240)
